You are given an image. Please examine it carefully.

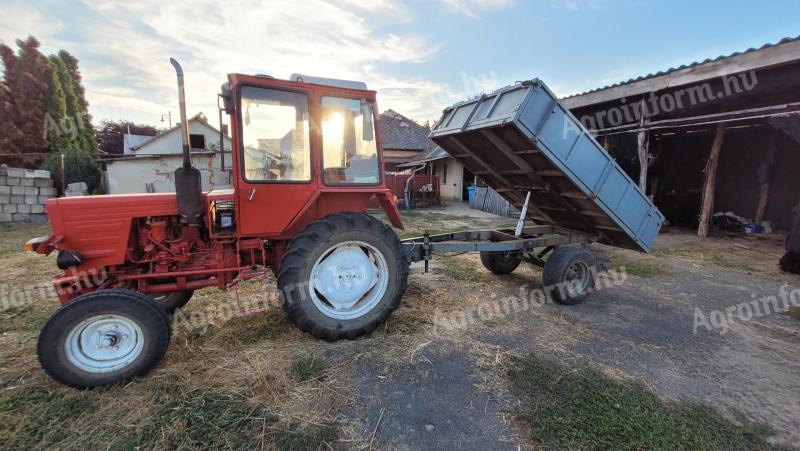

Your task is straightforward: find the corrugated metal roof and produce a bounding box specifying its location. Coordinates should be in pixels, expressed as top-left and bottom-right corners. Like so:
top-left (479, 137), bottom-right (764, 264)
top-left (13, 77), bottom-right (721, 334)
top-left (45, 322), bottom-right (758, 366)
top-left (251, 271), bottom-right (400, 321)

top-left (563, 35), bottom-right (800, 100)
top-left (398, 143), bottom-right (449, 167)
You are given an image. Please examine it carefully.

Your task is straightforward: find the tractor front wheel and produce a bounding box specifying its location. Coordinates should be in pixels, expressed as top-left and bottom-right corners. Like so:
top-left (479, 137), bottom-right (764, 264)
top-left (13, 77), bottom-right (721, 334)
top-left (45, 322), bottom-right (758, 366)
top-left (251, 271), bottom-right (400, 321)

top-left (277, 213), bottom-right (409, 341)
top-left (37, 289), bottom-right (171, 389)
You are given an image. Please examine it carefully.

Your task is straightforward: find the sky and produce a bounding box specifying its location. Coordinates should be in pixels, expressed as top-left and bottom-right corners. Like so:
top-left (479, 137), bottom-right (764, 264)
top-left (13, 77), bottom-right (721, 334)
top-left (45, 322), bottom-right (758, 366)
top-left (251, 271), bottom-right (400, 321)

top-left (1, 0), bottom-right (798, 129)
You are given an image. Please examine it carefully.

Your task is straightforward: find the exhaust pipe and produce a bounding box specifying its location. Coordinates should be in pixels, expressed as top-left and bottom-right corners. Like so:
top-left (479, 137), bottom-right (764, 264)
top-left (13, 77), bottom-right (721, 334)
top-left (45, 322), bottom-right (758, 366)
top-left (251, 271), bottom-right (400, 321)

top-left (170, 58), bottom-right (191, 168)
top-left (170, 58), bottom-right (203, 224)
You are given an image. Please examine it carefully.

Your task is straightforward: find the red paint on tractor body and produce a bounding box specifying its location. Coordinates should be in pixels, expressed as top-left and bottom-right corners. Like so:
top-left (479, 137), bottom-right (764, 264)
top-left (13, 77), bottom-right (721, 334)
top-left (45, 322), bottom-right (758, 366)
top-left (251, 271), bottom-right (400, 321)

top-left (35, 74), bottom-right (404, 304)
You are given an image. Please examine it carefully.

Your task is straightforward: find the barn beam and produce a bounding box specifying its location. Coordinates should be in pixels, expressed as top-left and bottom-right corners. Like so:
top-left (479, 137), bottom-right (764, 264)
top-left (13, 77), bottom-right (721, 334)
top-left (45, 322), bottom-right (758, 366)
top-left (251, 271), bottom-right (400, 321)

top-left (697, 123), bottom-right (727, 237)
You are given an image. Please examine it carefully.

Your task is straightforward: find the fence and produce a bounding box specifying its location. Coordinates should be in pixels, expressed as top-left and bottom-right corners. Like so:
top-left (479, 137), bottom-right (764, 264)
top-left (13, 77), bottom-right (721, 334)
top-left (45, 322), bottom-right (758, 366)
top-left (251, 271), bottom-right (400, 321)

top-left (470, 186), bottom-right (519, 217)
top-left (384, 173), bottom-right (440, 208)
top-left (0, 167), bottom-right (55, 223)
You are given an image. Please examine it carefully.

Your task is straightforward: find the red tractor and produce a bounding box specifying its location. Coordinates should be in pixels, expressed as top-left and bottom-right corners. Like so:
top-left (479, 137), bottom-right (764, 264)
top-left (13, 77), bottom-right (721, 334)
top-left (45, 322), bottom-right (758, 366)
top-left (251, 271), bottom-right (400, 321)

top-left (27, 60), bottom-right (411, 388)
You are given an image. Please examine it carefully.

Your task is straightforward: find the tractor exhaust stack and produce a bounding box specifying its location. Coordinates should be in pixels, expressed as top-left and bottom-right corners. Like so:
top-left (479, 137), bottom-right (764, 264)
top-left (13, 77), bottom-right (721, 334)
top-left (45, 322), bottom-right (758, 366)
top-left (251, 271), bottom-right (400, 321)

top-left (169, 58), bottom-right (203, 224)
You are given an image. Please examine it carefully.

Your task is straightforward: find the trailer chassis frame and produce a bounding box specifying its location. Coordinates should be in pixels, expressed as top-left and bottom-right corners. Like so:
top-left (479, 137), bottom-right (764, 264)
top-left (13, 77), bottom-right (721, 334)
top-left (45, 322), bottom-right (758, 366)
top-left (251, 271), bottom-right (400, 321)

top-left (401, 225), bottom-right (597, 268)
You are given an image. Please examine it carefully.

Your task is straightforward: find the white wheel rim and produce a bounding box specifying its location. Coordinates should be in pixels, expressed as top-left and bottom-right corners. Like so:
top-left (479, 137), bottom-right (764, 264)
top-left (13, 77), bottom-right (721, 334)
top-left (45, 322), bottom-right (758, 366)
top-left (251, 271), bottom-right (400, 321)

top-left (564, 261), bottom-right (590, 297)
top-left (65, 314), bottom-right (144, 373)
top-left (309, 241), bottom-right (389, 320)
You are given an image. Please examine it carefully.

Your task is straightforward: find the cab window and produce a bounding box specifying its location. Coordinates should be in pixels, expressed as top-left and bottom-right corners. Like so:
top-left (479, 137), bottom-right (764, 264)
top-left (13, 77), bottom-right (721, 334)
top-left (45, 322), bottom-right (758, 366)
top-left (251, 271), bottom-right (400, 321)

top-left (241, 87), bottom-right (311, 182)
top-left (321, 96), bottom-right (380, 185)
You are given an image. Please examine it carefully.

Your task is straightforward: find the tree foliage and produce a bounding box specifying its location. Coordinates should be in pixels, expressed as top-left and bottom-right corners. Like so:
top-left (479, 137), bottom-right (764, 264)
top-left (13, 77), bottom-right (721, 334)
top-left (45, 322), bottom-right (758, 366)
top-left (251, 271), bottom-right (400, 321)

top-left (0, 36), bottom-right (98, 169)
top-left (0, 36), bottom-right (50, 166)
top-left (96, 120), bottom-right (158, 156)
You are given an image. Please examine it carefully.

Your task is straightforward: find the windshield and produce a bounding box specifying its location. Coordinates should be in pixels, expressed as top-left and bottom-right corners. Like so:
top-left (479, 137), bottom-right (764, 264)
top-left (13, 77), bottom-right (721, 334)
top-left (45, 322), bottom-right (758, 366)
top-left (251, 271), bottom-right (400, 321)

top-left (321, 96), bottom-right (380, 185)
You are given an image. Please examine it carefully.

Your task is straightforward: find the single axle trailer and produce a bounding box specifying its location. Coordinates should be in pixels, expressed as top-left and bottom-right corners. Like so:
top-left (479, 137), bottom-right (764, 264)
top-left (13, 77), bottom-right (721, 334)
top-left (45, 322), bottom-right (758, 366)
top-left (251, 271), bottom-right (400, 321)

top-left (401, 223), bottom-right (600, 304)
top-left (26, 63), bottom-right (662, 388)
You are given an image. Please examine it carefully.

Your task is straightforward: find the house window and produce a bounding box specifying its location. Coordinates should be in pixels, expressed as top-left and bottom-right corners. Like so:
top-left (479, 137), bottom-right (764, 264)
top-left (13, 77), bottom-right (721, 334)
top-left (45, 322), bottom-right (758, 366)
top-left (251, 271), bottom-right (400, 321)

top-left (189, 134), bottom-right (206, 149)
top-left (443, 164), bottom-right (447, 184)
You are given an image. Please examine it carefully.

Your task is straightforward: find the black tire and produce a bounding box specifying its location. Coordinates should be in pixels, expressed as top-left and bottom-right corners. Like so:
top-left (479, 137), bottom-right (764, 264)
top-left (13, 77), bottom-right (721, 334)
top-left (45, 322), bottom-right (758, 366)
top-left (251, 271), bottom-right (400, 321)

top-left (277, 212), bottom-right (409, 341)
top-left (542, 246), bottom-right (596, 305)
top-left (780, 251), bottom-right (800, 274)
top-left (480, 251), bottom-right (522, 274)
top-left (150, 290), bottom-right (194, 313)
top-left (37, 289), bottom-right (171, 389)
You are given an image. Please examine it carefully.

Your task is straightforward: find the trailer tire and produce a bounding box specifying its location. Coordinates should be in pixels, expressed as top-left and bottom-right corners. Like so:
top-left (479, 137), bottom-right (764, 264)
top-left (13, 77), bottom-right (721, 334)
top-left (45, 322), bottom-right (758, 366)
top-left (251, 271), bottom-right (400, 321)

top-left (37, 289), bottom-right (171, 389)
top-left (542, 246), bottom-right (596, 305)
top-left (150, 290), bottom-right (194, 313)
top-left (480, 251), bottom-right (522, 274)
top-left (277, 212), bottom-right (409, 341)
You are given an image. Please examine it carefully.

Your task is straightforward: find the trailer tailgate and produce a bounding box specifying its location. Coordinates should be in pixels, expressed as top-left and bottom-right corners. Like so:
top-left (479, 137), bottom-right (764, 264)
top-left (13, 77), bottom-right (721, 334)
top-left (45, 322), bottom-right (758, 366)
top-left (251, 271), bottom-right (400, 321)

top-left (429, 79), bottom-right (664, 252)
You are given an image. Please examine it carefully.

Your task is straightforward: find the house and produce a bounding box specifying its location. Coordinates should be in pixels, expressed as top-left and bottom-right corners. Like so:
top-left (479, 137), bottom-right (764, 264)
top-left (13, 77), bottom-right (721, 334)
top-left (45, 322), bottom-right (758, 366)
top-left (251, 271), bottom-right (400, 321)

top-left (380, 109), bottom-right (431, 171)
top-left (399, 144), bottom-right (474, 203)
top-left (102, 113), bottom-right (233, 194)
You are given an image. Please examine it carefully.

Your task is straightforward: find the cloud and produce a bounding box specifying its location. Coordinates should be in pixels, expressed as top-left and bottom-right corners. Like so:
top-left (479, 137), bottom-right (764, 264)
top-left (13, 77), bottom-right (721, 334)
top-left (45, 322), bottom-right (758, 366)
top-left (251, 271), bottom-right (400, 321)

top-left (440, 0), bottom-right (515, 17)
top-left (29, 0), bottom-right (444, 124)
top-left (0, 2), bottom-right (64, 47)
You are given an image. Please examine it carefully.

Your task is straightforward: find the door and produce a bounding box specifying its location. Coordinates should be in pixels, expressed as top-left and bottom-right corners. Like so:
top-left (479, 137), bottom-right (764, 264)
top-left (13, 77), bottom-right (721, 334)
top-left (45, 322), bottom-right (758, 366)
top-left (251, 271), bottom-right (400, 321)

top-left (235, 85), bottom-right (317, 236)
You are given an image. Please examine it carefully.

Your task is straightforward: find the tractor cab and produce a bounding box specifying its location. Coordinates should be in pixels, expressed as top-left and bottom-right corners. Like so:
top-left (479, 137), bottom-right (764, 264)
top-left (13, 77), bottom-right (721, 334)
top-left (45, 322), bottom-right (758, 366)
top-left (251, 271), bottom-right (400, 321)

top-left (216, 73), bottom-right (402, 238)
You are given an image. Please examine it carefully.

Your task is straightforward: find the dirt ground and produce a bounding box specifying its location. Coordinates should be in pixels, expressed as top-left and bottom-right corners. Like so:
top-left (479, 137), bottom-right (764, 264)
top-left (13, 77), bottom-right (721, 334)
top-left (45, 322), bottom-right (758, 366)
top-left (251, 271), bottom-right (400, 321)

top-left (1, 205), bottom-right (799, 449)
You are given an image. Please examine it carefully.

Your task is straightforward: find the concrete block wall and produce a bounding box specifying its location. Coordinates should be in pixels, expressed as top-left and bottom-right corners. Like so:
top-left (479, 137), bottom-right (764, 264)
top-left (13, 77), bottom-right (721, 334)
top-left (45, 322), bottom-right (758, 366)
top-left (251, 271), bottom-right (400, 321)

top-left (0, 167), bottom-right (55, 223)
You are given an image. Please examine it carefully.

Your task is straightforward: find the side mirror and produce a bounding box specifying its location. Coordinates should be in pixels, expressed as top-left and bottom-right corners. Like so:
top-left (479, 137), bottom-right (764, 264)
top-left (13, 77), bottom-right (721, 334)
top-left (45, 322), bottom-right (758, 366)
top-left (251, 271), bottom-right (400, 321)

top-left (220, 82), bottom-right (234, 114)
top-left (361, 99), bottom-right (374, 141)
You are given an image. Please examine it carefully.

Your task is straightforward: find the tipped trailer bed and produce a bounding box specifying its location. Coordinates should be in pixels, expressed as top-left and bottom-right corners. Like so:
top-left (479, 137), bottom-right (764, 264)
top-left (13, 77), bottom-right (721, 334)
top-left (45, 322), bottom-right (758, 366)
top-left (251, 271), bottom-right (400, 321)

top-left (399, 79), bottom-right (666, 304)
top-left (428, 79), bottom-right (664, 253)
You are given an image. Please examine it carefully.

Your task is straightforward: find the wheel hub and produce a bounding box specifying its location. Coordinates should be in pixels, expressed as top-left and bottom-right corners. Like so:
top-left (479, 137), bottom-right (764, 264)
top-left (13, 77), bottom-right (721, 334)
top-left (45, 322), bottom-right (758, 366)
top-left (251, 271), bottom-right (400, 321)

top-left (65, 315), bottom-right (144, 373)
top-left (310, 242), bottom-right (389, 319)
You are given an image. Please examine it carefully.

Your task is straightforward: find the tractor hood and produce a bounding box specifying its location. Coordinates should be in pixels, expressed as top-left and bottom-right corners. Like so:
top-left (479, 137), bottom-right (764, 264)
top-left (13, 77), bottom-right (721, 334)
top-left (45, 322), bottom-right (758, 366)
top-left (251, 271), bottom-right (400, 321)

top-left (32, 193), bottom-right (180, 270)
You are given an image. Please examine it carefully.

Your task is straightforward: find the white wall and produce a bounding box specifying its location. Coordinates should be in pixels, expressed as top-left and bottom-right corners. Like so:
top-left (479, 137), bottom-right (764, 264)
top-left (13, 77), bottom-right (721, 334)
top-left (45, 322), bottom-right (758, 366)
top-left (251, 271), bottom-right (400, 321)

top-left (135, 120), bottom-right (231, 156)
top-left (434, 158), bottom-right (465, 202)
top-left (105, 153), bottom-right (232, 194)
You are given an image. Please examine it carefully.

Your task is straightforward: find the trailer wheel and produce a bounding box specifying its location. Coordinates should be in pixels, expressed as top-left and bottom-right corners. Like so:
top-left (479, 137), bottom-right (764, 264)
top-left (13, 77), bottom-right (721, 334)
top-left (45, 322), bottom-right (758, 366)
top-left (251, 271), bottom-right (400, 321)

top-left (277, 212), bottom-right (409, 341)
top-left (480, 251), bottom-right (522, 274)
top-left (150, 290), bottom-right (194, 313)
top-left (37, 289), bottom-right (171, 389)
top-left (542, 246), bottom-right (596, 305)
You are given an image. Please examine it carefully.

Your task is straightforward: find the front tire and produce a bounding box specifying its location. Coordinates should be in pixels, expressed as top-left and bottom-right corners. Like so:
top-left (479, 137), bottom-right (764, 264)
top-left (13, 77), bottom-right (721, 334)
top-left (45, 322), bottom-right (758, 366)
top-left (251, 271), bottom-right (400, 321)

top-left (277, 213), bottom-right (409, 341)
top-left (37, 289), bottom-right (171, 389)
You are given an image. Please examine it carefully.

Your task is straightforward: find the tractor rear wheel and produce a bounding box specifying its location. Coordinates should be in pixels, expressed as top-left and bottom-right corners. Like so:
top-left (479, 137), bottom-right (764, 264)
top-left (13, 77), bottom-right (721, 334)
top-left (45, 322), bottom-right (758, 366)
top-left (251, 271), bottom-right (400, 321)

top-left (542, 246), bottom-right (596, 305)
top-left (480, 251), bottom-right (522, 274)
top-left (37, 289), bottom-right (171, 389)
top-left (277, 212), bottom-right (409, 341)
top-left (149, 290), bottom-right (194, 313)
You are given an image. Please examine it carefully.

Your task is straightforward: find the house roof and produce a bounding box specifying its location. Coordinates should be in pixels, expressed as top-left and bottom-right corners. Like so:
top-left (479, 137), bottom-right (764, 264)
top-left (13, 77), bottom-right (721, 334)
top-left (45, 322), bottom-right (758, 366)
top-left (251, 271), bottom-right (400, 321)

top-left (380, 109), bottom-right (431, 150)
top-left (398, 144), bottom-right (450, 167)
top-left (130, 113), bottom-right (230, 151)
top-left (123, 134), bottom-right (153, 154)
top-left (563, 35), bottom-right (800, 109)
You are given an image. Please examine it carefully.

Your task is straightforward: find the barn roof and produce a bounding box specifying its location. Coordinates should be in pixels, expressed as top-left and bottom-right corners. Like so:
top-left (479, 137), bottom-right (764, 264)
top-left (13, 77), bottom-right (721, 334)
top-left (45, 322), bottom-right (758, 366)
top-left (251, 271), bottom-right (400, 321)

top-left (563, 35), bottom-right (800, 109)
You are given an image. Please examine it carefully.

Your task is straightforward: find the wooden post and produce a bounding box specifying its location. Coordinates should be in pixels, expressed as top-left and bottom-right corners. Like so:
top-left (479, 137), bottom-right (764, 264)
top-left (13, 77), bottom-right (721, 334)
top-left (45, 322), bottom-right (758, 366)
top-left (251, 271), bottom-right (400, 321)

top-left (636, 98), bottom-right (648, 193)
top-left (754, 128), bottom-right (777, 224)
top-left (697, 123), bottom-right (727, 237)
top-left (637, 129), bottom-right (648, 192)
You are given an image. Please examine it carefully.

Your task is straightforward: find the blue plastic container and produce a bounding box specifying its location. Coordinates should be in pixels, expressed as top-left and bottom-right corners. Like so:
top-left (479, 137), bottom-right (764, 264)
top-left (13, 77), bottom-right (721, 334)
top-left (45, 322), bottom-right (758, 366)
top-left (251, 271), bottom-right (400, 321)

top-left (467, 185), bottom-right (476, 206)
